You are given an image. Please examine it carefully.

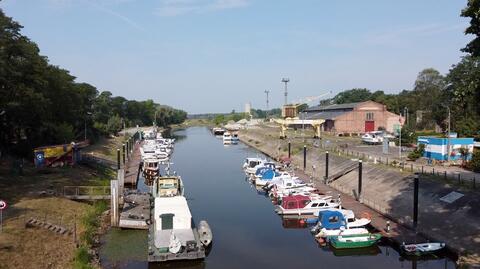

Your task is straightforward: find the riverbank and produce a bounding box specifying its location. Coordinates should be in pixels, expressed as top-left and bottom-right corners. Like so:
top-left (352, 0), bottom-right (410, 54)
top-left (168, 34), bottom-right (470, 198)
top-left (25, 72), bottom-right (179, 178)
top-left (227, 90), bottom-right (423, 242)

top-left (238, 125), bottom-right (480, 268)
top-left (0, 156), bottom-right (114, 269)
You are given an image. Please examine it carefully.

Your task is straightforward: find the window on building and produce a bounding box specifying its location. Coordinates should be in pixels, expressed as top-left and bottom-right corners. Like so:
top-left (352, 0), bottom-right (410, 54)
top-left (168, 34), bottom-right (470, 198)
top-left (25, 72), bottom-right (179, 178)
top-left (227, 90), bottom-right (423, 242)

top-left (366, 112), bottom-right (374, 121)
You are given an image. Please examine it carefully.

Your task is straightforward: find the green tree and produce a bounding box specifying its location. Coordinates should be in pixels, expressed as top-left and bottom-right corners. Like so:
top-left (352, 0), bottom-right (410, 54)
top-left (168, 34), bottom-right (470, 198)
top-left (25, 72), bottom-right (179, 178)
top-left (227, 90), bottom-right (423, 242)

top-left (461, 0), bottom-right (480, 57)
top-left (332, 88), bottom-right (372, 104)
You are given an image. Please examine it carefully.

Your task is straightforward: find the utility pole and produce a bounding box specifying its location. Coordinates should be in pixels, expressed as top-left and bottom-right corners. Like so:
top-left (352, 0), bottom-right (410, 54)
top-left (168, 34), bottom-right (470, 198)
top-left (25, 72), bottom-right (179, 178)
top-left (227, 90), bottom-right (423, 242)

top-left (264, 90), bottom-right (270, 119)
top-left (447, 106), bottom-right (451, 162)
top-left (399, 114), bottom-right (402, 164)
top-left (404, 107), bottom-right (409, 127)
top-left (282, 78), bottom-right (290, 105)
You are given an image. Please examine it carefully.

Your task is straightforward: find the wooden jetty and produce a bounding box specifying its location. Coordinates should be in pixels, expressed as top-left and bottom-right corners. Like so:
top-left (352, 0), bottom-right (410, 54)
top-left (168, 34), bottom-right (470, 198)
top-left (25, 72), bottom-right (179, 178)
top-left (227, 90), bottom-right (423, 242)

top-left (119, 191), bottom-right (151, 229)
top-left (124, 141), bottom-right (142, 187)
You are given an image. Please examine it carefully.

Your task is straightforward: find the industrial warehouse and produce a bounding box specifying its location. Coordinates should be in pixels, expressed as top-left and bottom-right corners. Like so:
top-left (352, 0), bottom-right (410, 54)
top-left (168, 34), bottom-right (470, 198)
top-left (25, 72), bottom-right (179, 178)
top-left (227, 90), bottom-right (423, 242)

top-left (304, 101), bottom-right (404, 135)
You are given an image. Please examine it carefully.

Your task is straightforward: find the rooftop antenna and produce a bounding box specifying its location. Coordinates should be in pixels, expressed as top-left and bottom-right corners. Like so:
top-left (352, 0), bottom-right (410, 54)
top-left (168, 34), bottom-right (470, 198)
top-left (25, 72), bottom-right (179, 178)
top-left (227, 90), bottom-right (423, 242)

top-left (282, 78), bottom-right (290, 105)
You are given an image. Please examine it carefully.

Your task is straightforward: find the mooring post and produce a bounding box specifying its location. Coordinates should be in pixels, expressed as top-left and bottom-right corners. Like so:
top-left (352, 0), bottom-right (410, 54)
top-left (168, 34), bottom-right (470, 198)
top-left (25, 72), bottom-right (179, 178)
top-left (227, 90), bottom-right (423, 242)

top-left (288, 142), bottom-right (291, 158)
top-left (117, 149), bottom-right (120, 170)
top-left (324, 151), bottom-right (329, 184)
top-left (303, 145), bottom-right (307, 171)
top-left (110, 180), bottom-right (119, 227)
top-left (413, 173), bottom-right (419, 230)
top-left (122, 143), bottom-right (126, 165)
top-left (444, 171), bottom-right (447, 180)
top-left (357, 160), bottom-right (363, 202)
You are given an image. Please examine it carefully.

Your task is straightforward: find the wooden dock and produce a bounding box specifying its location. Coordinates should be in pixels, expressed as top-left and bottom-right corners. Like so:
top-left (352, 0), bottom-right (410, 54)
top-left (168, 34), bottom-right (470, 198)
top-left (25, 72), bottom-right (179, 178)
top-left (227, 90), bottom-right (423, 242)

top-left (119, 191), bottom-right (151, 229)
top-left (124, 141), bottom-right (143, 187)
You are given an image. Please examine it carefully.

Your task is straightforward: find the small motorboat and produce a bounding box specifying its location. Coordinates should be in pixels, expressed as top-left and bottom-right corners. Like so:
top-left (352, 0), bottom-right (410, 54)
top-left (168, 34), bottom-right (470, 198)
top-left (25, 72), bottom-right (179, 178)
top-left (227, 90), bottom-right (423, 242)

top-left (243, 157), bottom-right (267, 175)
top-left (223, 131), bottom-right (239, 145)
top-left (274, 194), bottom-right (339, 215)
top-left (306, 209), bottom-right (371, 228)
top-left (212, 127), bottom-right (226, 136)
top-left (330, 233), bottom-right (382, 249)
top-left (313, 210), bottom-right (370, 238)
top-left (401, 242), bottom-right (446, 256)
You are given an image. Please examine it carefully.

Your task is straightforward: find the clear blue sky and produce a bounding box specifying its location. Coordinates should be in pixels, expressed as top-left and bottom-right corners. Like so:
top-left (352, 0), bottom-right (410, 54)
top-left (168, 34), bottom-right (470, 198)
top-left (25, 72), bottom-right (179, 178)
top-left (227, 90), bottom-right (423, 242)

top-left (1, 0), bottom-right (472, 114)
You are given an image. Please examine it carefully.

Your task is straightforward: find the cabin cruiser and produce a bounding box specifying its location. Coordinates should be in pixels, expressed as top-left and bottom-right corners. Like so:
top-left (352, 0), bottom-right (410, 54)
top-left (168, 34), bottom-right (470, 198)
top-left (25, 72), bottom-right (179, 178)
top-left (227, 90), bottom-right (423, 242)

top-left (274, 194), bottom-right (339, 215)
top-left (264, 176), bottom-right (311, 193)
top-left (212, 127), bottom-right (226, 136)
top-left (143, 157), bottom-right (161, 186)
top-left (307, 209), bottom-right (371, 228)
top-left (243, 157), bottom-right (267, 175)
top-left (223, 131), bottom-right (239, 145)
top-left (313, 210), bottom-right (369, 238)
top-left (254, 169), bottom-right (291, 186)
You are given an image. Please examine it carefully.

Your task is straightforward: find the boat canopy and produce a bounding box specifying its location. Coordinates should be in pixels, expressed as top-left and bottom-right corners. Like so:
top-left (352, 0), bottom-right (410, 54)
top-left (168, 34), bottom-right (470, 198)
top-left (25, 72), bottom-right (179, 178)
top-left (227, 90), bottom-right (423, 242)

top-left (260, 169), bottom-right (280, 180)
top-left (281, 195), bottom-right (311, 209)
top-left (318, 210), bottom-right (347, 230)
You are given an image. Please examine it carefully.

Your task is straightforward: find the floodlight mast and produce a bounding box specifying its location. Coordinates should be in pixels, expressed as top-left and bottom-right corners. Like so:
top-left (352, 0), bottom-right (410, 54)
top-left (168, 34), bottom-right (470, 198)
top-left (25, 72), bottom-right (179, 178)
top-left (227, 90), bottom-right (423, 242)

top-left (282, 78), bottom-right (290, 105)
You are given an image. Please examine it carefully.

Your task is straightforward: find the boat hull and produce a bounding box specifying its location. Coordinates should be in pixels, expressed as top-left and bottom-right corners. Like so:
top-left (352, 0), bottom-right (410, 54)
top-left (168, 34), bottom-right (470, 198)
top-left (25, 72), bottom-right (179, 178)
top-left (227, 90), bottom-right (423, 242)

top-left (330, 234), bottom-right (382, 249)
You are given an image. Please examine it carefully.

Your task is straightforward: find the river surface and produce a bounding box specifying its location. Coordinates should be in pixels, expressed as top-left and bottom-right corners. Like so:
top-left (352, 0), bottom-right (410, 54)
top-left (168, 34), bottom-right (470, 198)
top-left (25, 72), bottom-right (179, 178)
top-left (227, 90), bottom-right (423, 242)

top-left (100, 127), bottom-right (456, 269)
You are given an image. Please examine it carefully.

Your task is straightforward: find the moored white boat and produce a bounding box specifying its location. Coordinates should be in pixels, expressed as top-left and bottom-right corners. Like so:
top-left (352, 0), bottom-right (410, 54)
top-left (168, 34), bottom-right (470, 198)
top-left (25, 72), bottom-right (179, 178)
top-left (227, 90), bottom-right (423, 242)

top-left (274, 194), bottom-right (339, 215)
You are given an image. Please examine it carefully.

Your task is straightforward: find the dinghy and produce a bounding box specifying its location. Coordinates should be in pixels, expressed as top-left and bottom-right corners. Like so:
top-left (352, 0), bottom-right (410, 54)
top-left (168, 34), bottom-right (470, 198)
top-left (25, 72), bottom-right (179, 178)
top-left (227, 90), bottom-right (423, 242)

top-left (401, 242), bottom-right (445, 256)
top-left (330, 233), bottom-right (382, 249)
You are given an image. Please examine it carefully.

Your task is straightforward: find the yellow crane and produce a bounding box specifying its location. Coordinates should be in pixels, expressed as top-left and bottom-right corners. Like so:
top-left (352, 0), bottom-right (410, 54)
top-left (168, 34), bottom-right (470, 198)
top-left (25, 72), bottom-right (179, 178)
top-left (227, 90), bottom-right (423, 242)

top-left (274, 91), bottom-right (332, 139)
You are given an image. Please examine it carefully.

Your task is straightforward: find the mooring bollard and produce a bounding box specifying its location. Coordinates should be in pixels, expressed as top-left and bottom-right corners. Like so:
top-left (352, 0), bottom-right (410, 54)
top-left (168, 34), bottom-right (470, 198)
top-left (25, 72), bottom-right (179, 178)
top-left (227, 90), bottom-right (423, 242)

top-left (421, 166), bottom-right (424, 174)
top-left (122, 143), bottom-right (126, 165)
top-left (458, 173), bottom-right (461, 185)
top-left (324, 151), bottom-right (329, 184)
top-left (288, 142), bottom-right (291, 159)
top-left (444, 171), bottom-right (447, 180)
top-left (303, 145), bottom-right (307, 171)
top-left (357, 160), bottom-right (363, 202)
top-left (117, 149), bottom-right (120, 170)
top-left (413, 173), bottom-right (419, 230)
top-left (386, 220), bottom-right (390, 233)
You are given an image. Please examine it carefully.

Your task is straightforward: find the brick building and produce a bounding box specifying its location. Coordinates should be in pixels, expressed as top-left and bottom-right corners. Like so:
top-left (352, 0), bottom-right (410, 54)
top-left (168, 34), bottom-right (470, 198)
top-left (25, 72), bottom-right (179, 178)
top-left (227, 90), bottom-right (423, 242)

top-left (304, 101), bottom-right (403, 134)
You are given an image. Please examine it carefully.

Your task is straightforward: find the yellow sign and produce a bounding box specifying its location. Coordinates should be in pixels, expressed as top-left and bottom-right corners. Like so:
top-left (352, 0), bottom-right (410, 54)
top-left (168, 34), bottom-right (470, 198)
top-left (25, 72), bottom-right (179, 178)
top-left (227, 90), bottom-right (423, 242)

top-left (41, 145), bottom-right (72, 158)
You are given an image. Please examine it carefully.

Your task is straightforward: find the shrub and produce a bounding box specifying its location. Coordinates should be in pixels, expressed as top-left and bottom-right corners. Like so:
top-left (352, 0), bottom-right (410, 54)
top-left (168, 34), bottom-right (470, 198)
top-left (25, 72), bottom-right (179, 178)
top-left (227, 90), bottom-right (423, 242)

top-left (467, 151), bottom-right (480, 172)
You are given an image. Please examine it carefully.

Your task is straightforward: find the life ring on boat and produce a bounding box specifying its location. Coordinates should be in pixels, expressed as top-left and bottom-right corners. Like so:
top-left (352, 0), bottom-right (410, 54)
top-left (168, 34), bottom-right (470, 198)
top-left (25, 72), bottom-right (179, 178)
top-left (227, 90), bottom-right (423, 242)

top-left (361, 212), bottom-right (372, 220)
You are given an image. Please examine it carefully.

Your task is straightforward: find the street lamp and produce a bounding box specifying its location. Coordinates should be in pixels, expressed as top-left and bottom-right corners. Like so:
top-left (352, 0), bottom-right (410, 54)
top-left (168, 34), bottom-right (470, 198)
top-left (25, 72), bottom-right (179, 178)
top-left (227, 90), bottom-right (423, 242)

top-left (84, 112), bottom-right (92, 141)
top-left (446, 106), bottom-right (451, 162)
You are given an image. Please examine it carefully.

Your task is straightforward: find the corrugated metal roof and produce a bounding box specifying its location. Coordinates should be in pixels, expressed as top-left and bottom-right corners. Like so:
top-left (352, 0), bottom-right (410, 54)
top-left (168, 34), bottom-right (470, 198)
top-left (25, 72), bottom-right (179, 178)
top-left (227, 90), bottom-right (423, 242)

top-left (306, 102), bottom-right (362, 112)
top-left (305, 111), bottom-right (347, 120)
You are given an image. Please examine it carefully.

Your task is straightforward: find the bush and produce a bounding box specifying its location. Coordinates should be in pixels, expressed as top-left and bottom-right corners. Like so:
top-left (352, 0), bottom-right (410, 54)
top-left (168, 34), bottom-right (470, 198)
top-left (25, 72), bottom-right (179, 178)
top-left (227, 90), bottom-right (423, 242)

top-left (408, 144), bottom-right (425, 161)
top-left (467, 151), bottom-right (480, 172)
top-left (73, 246), bottom-right (93, 269)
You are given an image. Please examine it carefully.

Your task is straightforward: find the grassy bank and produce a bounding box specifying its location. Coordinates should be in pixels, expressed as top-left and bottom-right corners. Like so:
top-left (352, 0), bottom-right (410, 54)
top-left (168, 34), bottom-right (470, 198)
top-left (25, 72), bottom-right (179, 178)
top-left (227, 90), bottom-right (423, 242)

top-left (0, 157), bottom-right (114, 269)
top-left (73, 201), bottom-right (108, 269)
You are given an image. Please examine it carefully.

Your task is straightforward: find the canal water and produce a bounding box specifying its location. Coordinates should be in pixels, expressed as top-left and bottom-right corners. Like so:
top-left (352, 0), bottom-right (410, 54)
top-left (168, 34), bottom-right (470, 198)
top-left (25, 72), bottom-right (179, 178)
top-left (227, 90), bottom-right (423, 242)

top-left (100, 127), bottom-right (456, 269)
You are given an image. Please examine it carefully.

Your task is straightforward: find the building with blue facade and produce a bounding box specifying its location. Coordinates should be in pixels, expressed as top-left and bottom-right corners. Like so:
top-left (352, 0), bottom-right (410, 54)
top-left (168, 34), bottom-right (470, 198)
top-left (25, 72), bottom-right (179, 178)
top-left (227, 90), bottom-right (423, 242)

top-left (417, 136), bottom-right (474, 161)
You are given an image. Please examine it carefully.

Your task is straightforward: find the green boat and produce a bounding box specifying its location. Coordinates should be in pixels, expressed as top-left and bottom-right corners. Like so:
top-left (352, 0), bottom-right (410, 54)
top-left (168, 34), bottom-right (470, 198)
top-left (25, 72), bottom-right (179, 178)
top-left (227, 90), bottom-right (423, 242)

top-left (330, 233), bottom-right (382, 249)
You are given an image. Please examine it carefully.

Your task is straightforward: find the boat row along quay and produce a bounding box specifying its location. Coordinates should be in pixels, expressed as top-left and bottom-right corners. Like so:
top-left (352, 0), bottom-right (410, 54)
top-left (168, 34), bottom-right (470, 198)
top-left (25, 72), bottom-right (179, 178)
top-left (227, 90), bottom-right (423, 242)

top-left (110, 127), bottom-right (213, 263)
top-left (237, 133), bottom-right (454, 259)
top-left (241, 157), bottom-right (444, 255)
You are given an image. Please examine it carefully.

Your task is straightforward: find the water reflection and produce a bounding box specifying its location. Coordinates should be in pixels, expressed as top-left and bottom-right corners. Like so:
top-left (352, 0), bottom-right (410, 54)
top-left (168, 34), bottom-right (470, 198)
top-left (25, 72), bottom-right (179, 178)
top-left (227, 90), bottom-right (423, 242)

top-left (100, 127), bottom-right (457, 269)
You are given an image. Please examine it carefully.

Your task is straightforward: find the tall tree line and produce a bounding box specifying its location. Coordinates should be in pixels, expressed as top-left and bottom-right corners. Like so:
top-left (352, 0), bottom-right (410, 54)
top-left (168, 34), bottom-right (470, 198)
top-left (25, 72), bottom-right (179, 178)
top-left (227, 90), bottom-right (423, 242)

top-left (0, 9), bottom-right (186, 157)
